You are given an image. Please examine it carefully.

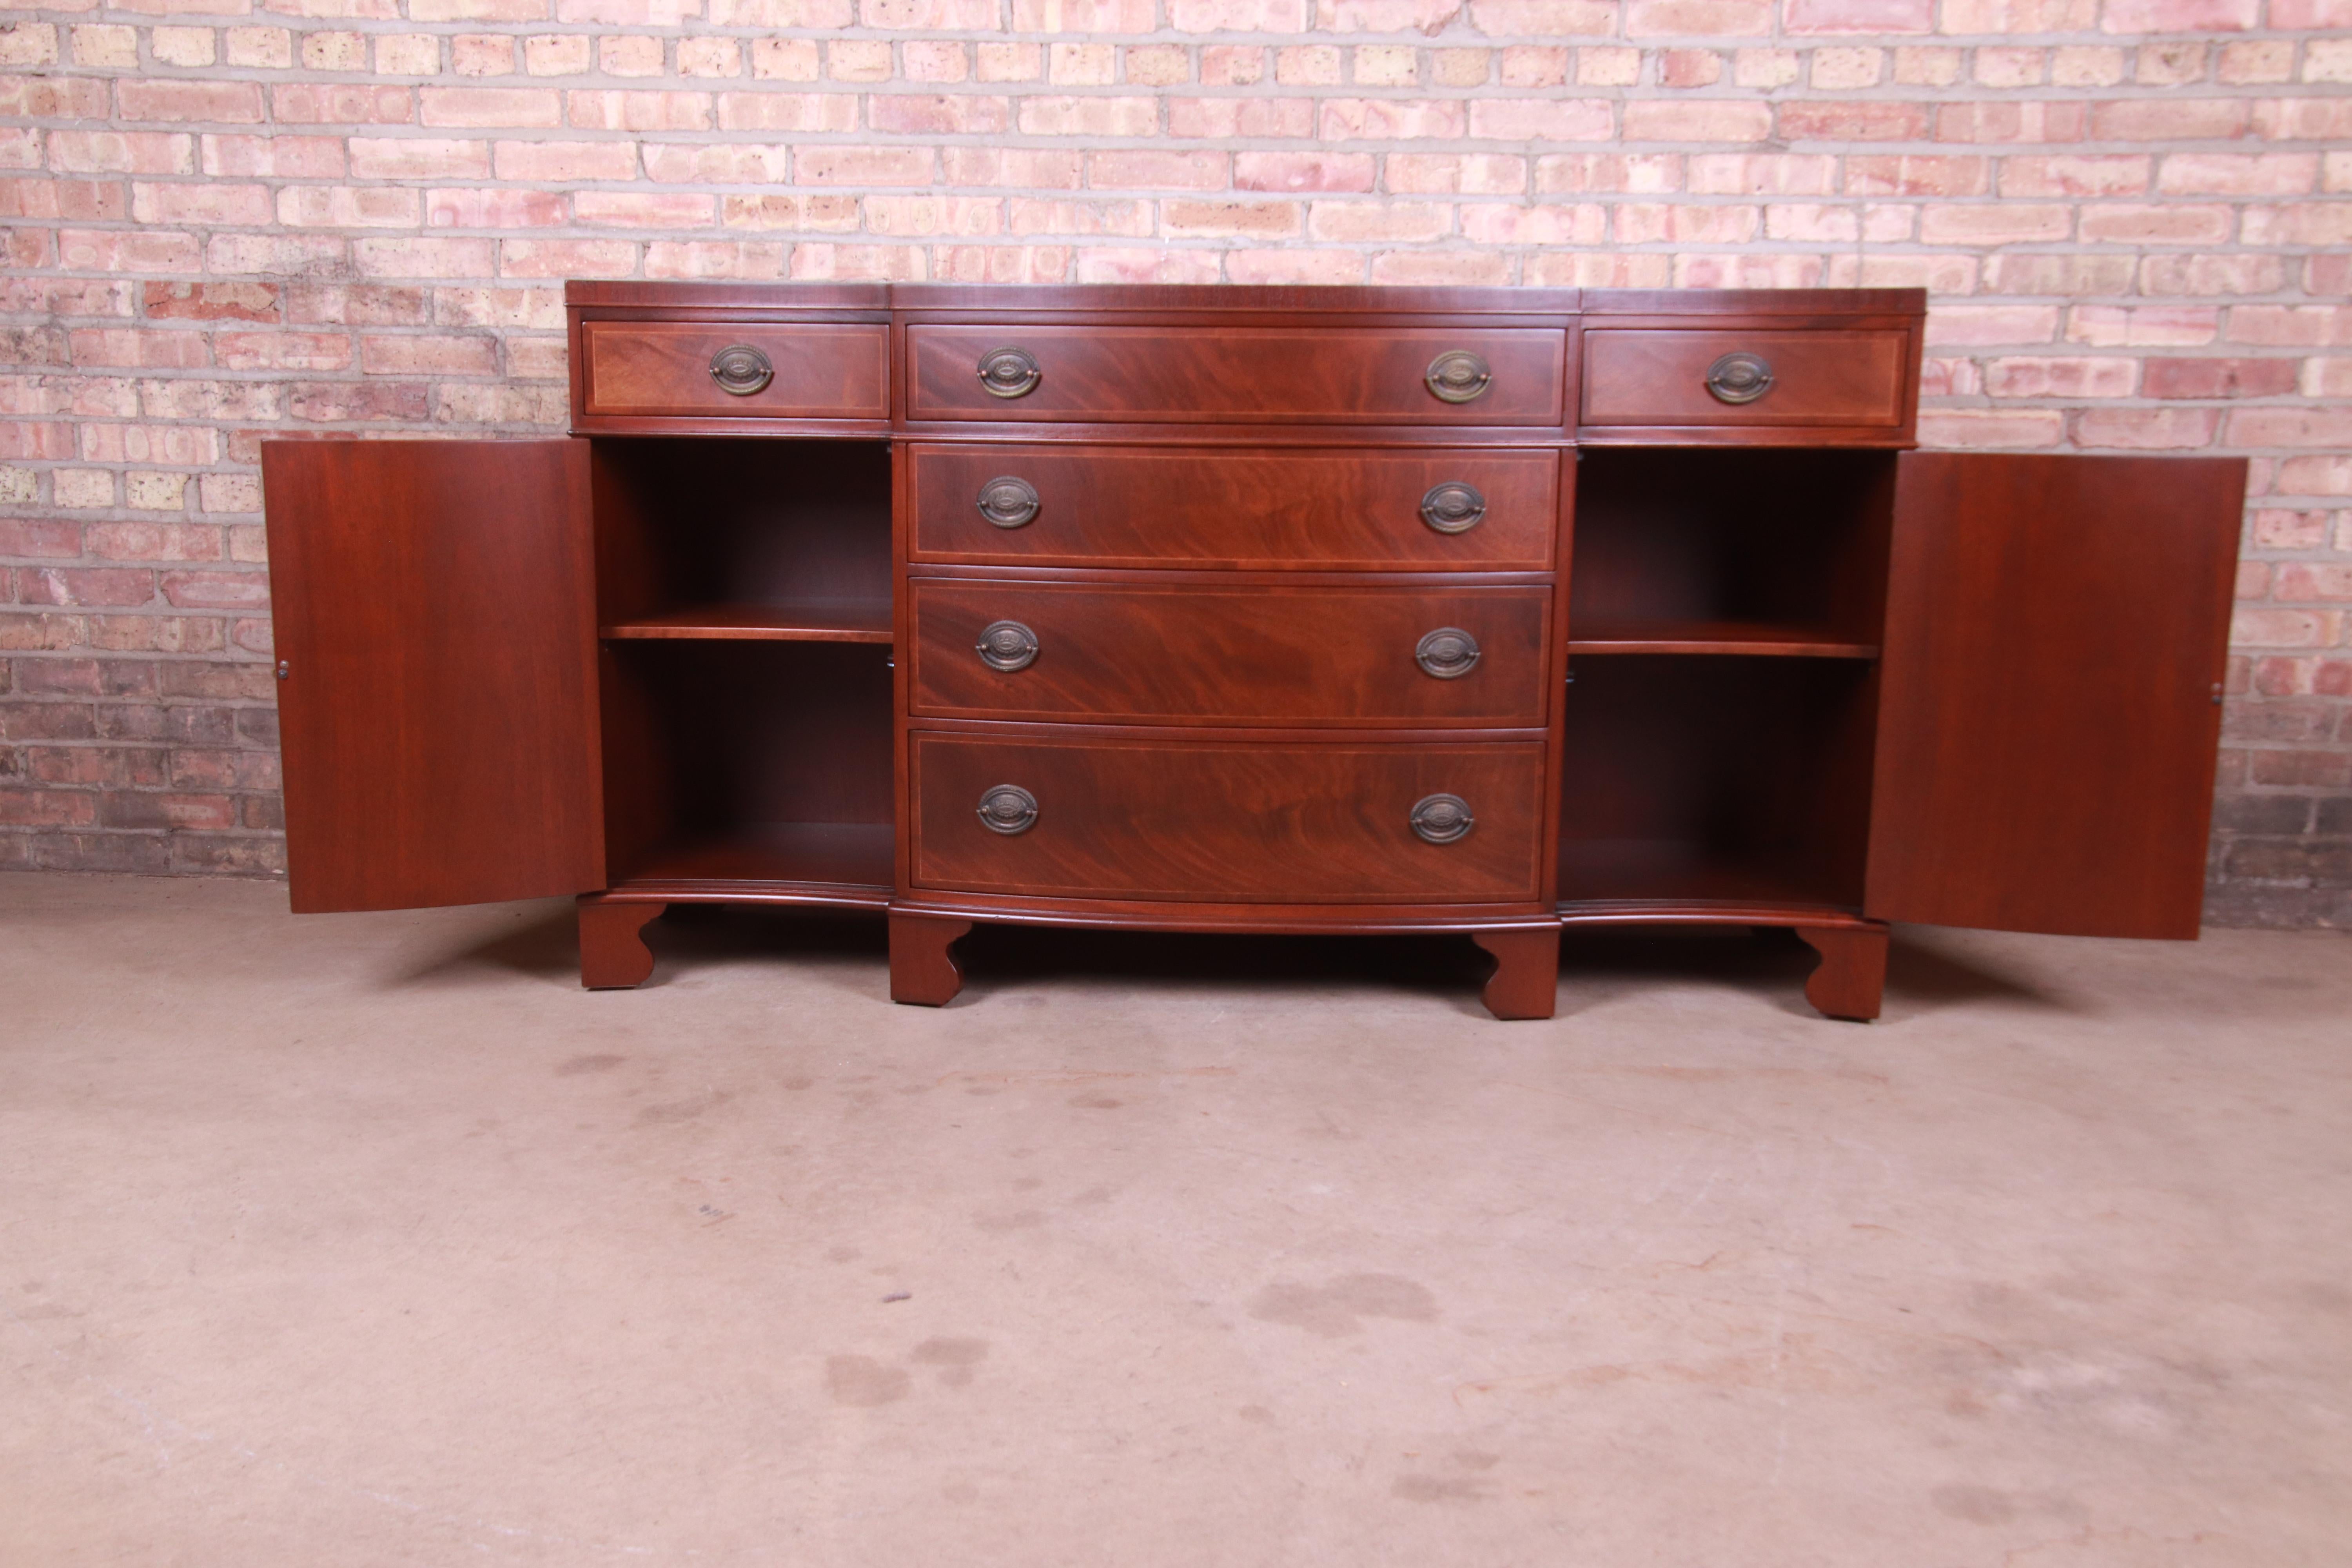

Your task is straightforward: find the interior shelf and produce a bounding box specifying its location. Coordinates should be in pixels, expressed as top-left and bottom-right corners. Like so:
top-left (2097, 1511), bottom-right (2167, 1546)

top-left (612, 822), bottom-right (893, 898)
top-left (1570, 448), bottom-right (1895, 650)
top-left (1556, 840), bottom-right (1858, 911)
top-left (601, 600), bottom-right (892, 644)
top-left (1567, 619), bottom-right (1878, 659)
top-left (1557, 655), bottom-right (1877, 912)
top-left (599, 641), bottom-right (893, 904)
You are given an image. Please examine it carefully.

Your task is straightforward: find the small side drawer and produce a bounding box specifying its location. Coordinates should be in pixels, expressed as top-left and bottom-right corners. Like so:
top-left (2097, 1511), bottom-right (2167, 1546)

top-left (909, 445), bottom-right (1558, 571)
top-left (909, 579), bottom-right (1553, 728)
top-left (911, 733), bottom-right (1547, 902)
top-left (578, 321), bottom-right (889, 419)
top-left (907, 324), bottom-right (1567, 425)
top-left (1581, 328), bottom-right (1908, 431)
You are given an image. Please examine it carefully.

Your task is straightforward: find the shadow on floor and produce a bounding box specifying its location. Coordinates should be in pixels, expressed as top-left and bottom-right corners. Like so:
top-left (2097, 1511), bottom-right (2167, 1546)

top-left (417, 906), bottom-right (2056, 1020)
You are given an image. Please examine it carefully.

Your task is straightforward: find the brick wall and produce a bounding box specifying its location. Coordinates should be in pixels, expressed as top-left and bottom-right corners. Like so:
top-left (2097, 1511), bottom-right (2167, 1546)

top-left (1, 0), bottom-right (2347, 922)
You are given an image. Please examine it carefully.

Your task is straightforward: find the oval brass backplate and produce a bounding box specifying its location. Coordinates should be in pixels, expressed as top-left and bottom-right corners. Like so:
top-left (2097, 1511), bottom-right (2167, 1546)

top-left (1419, 481), bottom-right (1486, 534)
top-left (1425, 350), bottom-right (1493, 405)
top-left (977, 784), bottom-right (1038, 835)
top-left (975, 620), bottom-right (1040, 672)
top-left (977, 346), bottom-right (1042, 399)
top-left (1410, 793), bottom-right (1475, 844)
top-left (1415, 628), bottom-right (1481, 680)
top-left (708, 344), bottom-right (773, 396)
top-left (1704, 351), bottom-right (1774, 405)
top-left (976, 475), bottom-right (1040, 528)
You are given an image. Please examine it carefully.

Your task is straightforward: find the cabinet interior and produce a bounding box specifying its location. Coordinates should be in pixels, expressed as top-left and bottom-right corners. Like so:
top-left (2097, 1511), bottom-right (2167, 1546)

top-left (1568, 448), bottom-right (1895, 655)
top-left (592, 437), bottom-right (894, 896)
top-left (592, 437), bottom-right (891, 641)
top-left (1559, 449), bottom-right (1891, 913)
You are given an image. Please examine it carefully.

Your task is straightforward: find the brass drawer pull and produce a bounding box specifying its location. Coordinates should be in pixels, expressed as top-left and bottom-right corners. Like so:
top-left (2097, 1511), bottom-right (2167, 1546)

top-left (977, 346), bottom-right (1042, 399)
top-left (1415, 628), bottom-right (1481, 680)
top-left (975, 620), bottom-right (1040, 672)
top-left (708, 344), bottom-right (773, 396)
top-left (1419, 481), bottom-right (1486, 534)
top-left (1425, 350), bottom-right (1492, 405)
top-left (976, 475), bottom-right (1040, 528)
top-left (1704, 351), bottom-right (1774, 405)
top-left (1410, 793), bottom-right (1475, 844)
top-left (977, 784), bottom-right (1038, 835)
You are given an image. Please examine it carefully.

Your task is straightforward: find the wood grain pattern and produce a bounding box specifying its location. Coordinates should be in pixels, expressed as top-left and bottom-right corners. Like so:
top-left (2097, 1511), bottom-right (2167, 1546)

top-left (911, 733), bottom-right (1548, 902)
top-left (908, 324), bottom-right (1567, 423)
top-left (1581, 328), bottom-right (1907, 428)
top-left (581, 321), bottom-right (888, 419)
top-left (1866, 454), bottom-right (2243, 938)
top-left (263, 439), bottom-right (604, 913)
top-left (907, 444), bottom-right (1559, 570)
top-left (907, 577), bottom-right (1552, 727)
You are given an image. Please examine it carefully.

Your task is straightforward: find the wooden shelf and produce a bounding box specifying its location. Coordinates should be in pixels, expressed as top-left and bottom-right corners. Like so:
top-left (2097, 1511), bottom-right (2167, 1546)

top-left (613, 822), bottom-right (893, 901)
top-left (1567, 619), bottom-right (1878, 658)
top-left (601, 601), bottom-right (892, 644)
top-left (1557, 839), bottom-right (1857, 910)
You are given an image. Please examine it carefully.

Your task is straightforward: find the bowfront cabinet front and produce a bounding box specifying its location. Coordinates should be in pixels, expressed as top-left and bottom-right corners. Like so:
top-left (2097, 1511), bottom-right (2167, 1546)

top-left (260, 284), bottom-right (2244, 1021)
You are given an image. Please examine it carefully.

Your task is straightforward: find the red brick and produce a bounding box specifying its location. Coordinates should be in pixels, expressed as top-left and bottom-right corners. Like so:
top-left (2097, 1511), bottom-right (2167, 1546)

top-left (2075, 407), bottom-right (2220, 448)
top-left (424, 187), bottom-right (565, 228)
top-left (1174, 98), bottom-right (1315, 139)
top-left (1467, 99), bottom-right (1613, 142)
top-left (1779, 102), bottom-right (1929, 141)
top-left (286, 381), bottom-right (431, 421)
top-left (492, 141), bottom-right (639, 181)
top-left (2229, 410), bottom-right (2352, 450)
top-left (271, 85), bottom-right (413, 125)
top-left (212, 332), bottom-right (354, 371)
top-left (1624, 0), bottom-right (1773, 33)
top-left (2100, 0), bottom-right (2257, 29)
top-left (18, 568), bottom-right (156, 607)
top-left (419, 87), bottom-right (562, 128)
top-left (2090, 100), bottom-right (2247, 141)
top-left (1235, 152), bottom-right (1376, 192)
top-left (1998, 154), bottom-right (2147, 197)
top-left (349, 138), bottom-right (492, 180)
top-left (1786, 0), bottom-right (1931, 27)
top-left (115, 81), bottom-right (265, 124)
top-left (867, 94), bottom-right (1011, 135)
top-left (1846, 155), bottom-right (1988, 196)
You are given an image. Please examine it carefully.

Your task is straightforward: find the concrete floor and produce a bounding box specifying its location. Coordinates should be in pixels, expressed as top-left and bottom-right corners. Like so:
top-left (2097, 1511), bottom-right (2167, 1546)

top-left (2, 874), bottom-right (2348, 1567)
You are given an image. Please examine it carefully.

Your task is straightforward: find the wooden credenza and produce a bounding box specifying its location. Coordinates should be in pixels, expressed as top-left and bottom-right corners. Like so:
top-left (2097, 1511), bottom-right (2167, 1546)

top-left (261, 284), bottom-right (2245, 1022)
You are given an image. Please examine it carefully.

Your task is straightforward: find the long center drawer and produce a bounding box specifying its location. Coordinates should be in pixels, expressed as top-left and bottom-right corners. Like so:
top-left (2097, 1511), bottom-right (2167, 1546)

top-left (908, 325), bottom-right (1567, 424)
top-left (911, 733), bottom-right (1546, 902)
top-left (908, 578), bottom-right (1552, 727)
top-left (907, 445), bottom-right (1559, 571)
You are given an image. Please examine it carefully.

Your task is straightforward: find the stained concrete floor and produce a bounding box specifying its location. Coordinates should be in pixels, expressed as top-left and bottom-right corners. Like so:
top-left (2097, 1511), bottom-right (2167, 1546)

top-left (2, 873), bottom-right (2348, 1566)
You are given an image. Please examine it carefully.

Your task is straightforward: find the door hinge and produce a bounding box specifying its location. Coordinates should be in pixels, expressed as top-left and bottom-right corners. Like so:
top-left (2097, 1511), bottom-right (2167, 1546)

top-left (276, 661), bottom-right (290, 680)
top-left (2211, 681), bottom-right (2224, 706)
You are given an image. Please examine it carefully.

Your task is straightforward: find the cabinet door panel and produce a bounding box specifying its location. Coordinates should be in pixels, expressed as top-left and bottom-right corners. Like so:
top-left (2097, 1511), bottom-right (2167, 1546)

top-left (263, 439), bottom-right (604, 912)
top-left (1867, 454), bottom-right (2243, 937)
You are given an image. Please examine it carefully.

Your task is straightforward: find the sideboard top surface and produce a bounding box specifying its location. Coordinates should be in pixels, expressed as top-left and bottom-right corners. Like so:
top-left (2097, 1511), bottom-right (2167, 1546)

top-left (564, 282), bottom-right (1927, 318)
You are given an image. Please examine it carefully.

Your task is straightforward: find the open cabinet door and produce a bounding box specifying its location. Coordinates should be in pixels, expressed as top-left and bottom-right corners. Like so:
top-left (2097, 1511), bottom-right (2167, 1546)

top-left (1866, 454), bottom-right (2243, 938)
top-left (264, 440), bottom-right (604, 913)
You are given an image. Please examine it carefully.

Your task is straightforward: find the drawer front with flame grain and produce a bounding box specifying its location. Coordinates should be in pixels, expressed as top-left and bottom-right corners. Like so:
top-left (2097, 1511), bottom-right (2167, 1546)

top-left (911, 733), bottom-right (1547, 902)
top-left (909, 579), bottom-right (1551, 728)
top-left (907, 445), bottom-right (1559, 570)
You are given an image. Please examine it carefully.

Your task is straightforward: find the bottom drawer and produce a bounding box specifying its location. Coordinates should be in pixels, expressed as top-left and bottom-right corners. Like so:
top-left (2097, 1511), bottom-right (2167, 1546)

top-left (911, 732), bottom-right (1546, 903)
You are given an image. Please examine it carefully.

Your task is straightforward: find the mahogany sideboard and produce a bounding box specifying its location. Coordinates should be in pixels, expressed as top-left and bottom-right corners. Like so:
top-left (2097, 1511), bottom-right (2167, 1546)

top-left (260, 284), bottom-right (2245, 1022)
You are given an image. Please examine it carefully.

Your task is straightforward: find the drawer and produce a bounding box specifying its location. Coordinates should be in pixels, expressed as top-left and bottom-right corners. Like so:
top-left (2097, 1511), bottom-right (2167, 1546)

top-left (908, 445), bottom-right (1559, 571)
top-left (909, 579), bottom-right (1552, 727)
top-left (578, 321), bottom-right (889, 419)
top-left (911, 733), bottom-right (1547, 902)
top-left (1581, 328), bottom-right (1907, 430)
top-left (907, 325), bottom-right (1567, 425)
